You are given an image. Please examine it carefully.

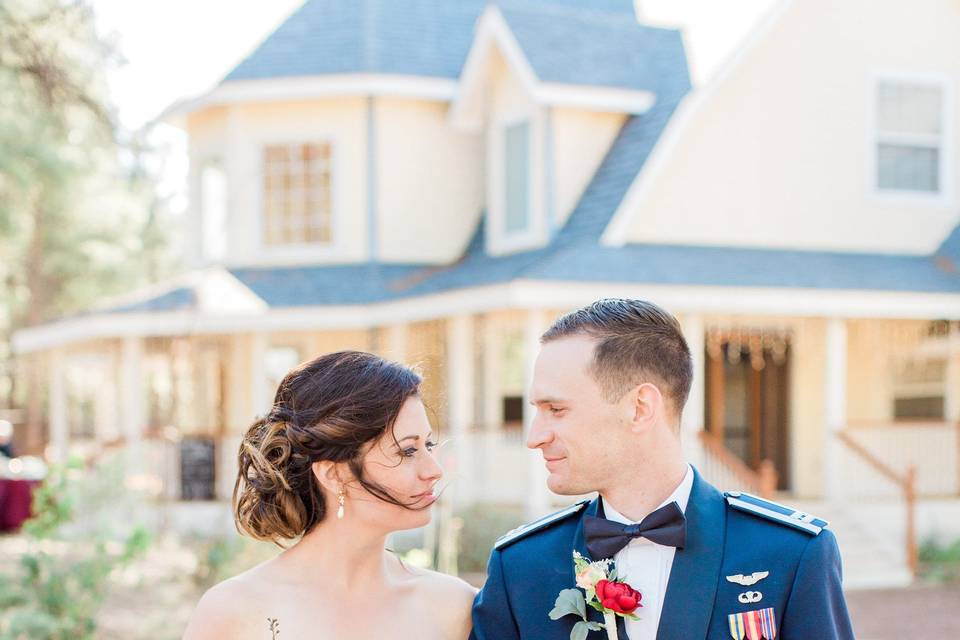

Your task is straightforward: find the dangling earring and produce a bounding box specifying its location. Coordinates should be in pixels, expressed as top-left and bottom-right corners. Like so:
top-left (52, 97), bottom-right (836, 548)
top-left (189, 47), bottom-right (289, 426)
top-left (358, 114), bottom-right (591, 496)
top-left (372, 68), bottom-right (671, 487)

top-left (336, 485), bottom-right (346, 520)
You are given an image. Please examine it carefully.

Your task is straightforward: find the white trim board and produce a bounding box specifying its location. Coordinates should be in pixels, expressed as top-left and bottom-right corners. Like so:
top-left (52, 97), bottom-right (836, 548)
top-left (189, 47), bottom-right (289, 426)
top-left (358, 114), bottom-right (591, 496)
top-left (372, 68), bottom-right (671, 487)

top-left (449, 5), bottom-right (654, 132)
top-left (13, 279), bottom-right (960, 354)
top-left (162, 74), bottom-right (460, 125)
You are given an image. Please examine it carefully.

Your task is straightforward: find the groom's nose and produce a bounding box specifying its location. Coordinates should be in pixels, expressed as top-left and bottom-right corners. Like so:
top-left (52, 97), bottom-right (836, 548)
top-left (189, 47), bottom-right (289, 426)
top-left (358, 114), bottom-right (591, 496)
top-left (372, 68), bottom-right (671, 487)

top-left (526, 414), bottom-right (553, 450)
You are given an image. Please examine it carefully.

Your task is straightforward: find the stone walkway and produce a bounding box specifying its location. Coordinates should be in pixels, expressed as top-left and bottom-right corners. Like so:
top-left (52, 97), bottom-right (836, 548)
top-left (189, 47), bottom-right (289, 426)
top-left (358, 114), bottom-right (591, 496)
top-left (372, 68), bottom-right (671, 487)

top-left (846, 585), bottom-right (960, 639)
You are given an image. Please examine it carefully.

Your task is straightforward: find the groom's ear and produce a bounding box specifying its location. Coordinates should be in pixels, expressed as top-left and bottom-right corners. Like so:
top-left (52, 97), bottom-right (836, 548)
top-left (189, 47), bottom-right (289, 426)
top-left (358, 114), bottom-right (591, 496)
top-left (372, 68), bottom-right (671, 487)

top-left (628, 382), bottom-right (663, 433)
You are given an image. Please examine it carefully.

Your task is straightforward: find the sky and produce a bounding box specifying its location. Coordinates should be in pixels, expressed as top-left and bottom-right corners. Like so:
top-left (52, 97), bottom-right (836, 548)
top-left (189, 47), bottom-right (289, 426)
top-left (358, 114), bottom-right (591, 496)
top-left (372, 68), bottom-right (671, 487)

top-left (90, 0), bottom-right (778, 209)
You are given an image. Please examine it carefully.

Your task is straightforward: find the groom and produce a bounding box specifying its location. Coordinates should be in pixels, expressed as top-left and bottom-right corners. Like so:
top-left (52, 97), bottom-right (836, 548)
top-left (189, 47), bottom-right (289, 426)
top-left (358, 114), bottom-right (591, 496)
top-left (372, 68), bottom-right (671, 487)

top-left (470, 299), bottom-right (855, 639)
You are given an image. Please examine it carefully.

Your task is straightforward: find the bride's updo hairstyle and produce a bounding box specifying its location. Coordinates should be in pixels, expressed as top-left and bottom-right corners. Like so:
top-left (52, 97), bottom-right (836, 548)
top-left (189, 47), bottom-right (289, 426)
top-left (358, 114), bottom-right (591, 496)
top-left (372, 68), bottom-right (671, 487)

top-left (234, 350), bottom-right (422, 544)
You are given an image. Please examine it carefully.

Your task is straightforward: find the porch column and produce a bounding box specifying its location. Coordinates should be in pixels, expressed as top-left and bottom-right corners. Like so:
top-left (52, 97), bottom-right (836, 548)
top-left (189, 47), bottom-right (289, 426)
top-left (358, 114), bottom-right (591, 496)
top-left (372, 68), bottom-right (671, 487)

top-left (47, 350), bottom-right (68, 464)
top-left (680, 314), bottom-right (705, 469)
top-left (94, 355), bottom-right (119, 442)
top-left (481, 315), bottom-right (503, 431)
top-left (824, 318), bottom-right (847, 501)
top-left (384, 324), bottom-right (408, 363)
top-left (445, 315), bottom-right (475, 506)
top-left (120, 336), bottom-right (145, 472)
top-left (250, 333), bottom-right (270, 415)
top-left (945, 326), bottom-right (959, 424)
top-left (524, 309), bottom-right (551, 519)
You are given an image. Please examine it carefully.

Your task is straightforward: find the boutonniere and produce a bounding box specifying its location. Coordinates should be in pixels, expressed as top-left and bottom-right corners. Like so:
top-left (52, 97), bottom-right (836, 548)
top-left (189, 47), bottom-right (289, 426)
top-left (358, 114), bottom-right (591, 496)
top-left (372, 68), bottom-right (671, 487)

top-left (549, 551), bottom-right (642, 640)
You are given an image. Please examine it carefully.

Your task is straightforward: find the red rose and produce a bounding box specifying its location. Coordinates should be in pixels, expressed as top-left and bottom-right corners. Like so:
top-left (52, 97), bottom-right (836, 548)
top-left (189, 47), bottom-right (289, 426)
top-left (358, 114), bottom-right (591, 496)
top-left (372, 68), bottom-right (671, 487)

top-left (595, 579), bottom-right (642, 614)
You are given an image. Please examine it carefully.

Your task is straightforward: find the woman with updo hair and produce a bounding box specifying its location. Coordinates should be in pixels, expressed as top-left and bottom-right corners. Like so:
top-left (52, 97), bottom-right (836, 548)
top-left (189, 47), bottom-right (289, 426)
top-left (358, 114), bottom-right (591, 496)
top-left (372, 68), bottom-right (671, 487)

top-left (183, 351), bottom-right (476, 639)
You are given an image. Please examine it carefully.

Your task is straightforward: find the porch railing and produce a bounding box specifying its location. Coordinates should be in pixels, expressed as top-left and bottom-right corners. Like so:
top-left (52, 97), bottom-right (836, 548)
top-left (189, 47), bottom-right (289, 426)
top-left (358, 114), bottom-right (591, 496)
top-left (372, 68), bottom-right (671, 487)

top-left (843, 421), bottom-right (960, 496)
top-left (697, 430), bottom-right (778, 499)
top-left (836, 429), bottom-right (918, 577)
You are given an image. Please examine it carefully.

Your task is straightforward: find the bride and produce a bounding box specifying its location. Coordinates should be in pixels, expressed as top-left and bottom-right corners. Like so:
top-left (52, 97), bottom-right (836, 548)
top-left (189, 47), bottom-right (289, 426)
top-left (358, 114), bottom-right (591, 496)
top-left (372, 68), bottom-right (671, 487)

top-left (183, 351), bottom-right (476, 639)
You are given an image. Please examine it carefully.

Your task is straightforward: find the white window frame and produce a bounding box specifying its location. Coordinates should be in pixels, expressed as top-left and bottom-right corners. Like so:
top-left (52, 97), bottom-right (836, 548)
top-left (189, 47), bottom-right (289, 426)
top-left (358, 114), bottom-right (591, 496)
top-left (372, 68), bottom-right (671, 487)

top-left (199, 158), bottom-right (228, 263)
top-left (487, 110), bottom-right (546, 255)
top-left (254, 135), bottom-right (345, 261)
top-left (867, 71), bottom-right (954, 207)
top-left (890, 356), bottom-right (947, 421)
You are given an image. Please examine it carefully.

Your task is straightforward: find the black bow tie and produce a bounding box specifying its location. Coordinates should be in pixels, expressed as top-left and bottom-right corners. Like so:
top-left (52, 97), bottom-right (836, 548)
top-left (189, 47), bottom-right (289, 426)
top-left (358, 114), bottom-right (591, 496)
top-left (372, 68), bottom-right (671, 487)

top-left (583, 501), bottom-right (687, 559)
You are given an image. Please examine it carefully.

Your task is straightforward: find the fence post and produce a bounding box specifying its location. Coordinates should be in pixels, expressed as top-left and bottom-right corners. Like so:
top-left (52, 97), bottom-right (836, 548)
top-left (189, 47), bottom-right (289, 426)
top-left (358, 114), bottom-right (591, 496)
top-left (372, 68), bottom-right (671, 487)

top-left (905, 465), bottom-right (918, 579)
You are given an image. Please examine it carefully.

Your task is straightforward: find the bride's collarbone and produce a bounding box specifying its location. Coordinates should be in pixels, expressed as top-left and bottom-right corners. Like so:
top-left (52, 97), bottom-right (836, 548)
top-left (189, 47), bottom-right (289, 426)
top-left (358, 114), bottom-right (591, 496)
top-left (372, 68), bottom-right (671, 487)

top-left (241, 582), bottom-right (459, 639)
top-left (251, 606), bottom-right (450, 639)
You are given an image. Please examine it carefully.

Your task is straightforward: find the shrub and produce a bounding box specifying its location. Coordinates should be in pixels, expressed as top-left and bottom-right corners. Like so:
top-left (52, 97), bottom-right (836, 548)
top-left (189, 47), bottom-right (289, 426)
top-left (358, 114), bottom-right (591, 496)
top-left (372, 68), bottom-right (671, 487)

top-left (919, 537), bottom-right (960, 583)
top-left (0, 459), bottom-right (150, 640)
top-left (455, 503), bottom-right (526, 574)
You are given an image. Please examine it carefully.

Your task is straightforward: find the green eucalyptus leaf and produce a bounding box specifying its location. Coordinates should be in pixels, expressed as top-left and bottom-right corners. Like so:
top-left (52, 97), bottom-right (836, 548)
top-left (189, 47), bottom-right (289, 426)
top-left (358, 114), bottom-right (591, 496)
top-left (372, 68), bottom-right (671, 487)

top-left (571, 621), bottom-right (591, 640)
top-left (549, 589), bottom-right (587, 621)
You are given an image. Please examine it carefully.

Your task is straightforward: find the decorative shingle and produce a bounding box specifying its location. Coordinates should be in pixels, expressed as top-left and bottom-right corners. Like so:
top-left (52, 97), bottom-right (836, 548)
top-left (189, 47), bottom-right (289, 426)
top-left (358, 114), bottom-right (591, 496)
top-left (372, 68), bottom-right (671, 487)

top-left (223, 0), bottom-right (660, 91)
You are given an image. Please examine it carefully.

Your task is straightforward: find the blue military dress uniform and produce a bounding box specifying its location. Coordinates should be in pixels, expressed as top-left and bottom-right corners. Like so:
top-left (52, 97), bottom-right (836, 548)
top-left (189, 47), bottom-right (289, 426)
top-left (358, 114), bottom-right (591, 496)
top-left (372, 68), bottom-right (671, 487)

top-left (470, 469), bottom-right (855, 639)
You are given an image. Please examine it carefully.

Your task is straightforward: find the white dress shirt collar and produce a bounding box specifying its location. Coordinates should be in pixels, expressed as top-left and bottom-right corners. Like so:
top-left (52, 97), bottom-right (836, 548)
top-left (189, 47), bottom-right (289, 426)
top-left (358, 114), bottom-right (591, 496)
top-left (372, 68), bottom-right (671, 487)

top-left (602, 464), bottom-right (694, 526)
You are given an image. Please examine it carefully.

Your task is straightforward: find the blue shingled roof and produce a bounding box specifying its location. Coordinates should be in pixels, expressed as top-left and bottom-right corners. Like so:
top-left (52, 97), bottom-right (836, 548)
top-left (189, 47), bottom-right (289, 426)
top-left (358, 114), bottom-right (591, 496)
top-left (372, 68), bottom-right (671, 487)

top-left (499, 3), bottom-right (687, 92)
top-left (229, 263), bottom-right (430, 306)
top-left (936, 222), bottom-right (960, 270)
top-left (225, 0), bottom-right (486, 82)
top-left (108, 288), bottom-right (197, 314)
top-left (223, 0), bottom-right (670, 92)
top-left (527, 244), bottom-right (960, 293)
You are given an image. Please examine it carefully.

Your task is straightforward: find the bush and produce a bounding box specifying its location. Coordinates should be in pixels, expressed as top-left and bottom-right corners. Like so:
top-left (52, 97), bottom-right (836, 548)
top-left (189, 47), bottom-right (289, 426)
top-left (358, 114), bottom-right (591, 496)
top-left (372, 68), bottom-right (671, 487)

top-left (0, 459), bottom-right (150, 640)
top-left (188, 533), bottom-right (277, 590)
top-left (919, 537), bottom-right (960, 583)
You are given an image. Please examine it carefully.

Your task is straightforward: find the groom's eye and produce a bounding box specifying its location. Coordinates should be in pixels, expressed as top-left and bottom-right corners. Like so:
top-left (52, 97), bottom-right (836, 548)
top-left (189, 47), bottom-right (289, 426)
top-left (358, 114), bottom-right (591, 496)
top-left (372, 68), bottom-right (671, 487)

top-left (550, 407), bottom-right (566, 415)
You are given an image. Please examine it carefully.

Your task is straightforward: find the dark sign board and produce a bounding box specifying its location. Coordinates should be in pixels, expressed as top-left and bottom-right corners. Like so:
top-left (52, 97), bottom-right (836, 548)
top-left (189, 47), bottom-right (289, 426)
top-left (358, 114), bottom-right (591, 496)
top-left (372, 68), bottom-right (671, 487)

top-left (180, 437), bottom-right (216, 501)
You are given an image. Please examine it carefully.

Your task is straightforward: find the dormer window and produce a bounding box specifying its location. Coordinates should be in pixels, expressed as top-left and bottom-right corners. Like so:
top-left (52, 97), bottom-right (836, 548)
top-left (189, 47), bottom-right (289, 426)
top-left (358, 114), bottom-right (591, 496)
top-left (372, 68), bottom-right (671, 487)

top-left (504, 119), bottom-right (531, 235)
top-left (488, 113), bottom-right (544, 255)
top-left (262, 142), bottom-right (333, 246)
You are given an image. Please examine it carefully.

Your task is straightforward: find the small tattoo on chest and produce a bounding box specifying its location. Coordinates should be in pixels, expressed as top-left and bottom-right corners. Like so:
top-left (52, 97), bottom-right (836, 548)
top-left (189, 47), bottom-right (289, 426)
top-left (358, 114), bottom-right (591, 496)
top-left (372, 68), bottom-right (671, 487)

top-left (267, 617), bottom-right (279, 639)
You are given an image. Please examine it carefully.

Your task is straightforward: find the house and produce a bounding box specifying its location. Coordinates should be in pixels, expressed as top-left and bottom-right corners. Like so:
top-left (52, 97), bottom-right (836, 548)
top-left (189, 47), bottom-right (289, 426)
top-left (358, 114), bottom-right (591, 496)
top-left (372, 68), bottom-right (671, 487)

top-left (12, 0), bottom-right (960, 587)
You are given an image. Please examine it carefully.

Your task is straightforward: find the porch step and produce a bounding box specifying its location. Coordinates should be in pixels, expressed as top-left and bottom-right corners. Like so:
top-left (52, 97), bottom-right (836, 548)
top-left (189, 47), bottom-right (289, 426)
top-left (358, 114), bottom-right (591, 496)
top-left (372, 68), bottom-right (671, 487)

top-left (788, 499), bottom-right (913, 590)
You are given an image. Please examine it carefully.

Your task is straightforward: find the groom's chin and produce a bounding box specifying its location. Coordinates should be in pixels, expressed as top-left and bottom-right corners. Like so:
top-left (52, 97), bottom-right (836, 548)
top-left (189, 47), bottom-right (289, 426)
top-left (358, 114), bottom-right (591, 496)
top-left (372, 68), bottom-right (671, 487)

top-left (545, 474), bottom-right (575, 496)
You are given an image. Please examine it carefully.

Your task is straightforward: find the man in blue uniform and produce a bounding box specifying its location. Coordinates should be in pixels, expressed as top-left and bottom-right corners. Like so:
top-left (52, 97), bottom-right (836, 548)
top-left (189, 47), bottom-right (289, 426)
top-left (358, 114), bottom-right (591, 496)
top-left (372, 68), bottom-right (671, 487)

top-left (471, 299), bottom-right (855, 640)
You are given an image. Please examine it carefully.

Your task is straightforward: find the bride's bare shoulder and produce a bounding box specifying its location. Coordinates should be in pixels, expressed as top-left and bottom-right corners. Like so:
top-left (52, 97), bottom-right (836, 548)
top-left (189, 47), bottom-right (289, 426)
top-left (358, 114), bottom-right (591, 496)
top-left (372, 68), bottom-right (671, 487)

top-left (409, 568), bottom-right (477, 636)
top-left (182, 570), bottom-right (267, 640)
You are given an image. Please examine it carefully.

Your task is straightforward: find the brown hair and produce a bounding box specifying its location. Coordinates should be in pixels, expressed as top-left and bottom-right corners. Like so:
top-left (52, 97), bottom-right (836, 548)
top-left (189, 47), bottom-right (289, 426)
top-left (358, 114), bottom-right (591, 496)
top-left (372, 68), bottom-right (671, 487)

top-left (233, 350), bottom-right (422, 544)
top-left (541, 298), bottom-right (693, 417)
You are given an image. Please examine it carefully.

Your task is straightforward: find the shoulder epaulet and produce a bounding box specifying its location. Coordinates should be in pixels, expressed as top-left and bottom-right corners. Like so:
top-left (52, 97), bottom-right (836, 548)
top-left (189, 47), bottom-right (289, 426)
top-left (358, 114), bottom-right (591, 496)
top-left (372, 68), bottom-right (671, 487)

top-left (724, 491), bottom-right (828, 536)
top-left (494, 500), bottom-right (590, 551)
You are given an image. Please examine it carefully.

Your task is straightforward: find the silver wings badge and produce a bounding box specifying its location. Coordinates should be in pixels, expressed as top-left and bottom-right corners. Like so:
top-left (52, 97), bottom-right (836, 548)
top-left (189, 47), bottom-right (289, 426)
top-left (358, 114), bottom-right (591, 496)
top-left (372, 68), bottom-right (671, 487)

top-left (726, 571), bottom-right (770, 586)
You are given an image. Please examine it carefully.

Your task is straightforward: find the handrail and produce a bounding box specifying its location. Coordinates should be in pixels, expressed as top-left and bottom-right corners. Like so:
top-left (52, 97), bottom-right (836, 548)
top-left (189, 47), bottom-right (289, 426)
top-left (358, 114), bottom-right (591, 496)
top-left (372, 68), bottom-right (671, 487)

top-left (846, 419), bottom-right (960, 429)
top-left (835, 430), bottom-right (918, 578)
top-left (698, 431), bottom-right (778, 499)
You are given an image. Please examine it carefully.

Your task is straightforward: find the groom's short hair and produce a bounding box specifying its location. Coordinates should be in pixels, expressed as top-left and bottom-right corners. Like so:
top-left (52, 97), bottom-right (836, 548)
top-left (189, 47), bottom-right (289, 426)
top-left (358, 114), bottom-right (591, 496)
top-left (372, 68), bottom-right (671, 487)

top-left (541, 298), bottom-right (693, 418)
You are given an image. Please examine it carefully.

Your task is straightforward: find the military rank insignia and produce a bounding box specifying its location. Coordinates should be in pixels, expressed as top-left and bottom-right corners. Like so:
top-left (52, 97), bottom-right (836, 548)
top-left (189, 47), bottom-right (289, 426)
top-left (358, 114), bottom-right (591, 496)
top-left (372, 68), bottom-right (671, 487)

top-left (727, 607), bottom-right (777, 639)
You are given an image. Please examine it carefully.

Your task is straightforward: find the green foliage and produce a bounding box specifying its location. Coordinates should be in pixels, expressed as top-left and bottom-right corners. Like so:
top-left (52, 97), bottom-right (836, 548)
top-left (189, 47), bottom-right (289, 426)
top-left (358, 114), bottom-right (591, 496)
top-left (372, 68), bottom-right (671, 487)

top-left (0, 0), bottom-right (176, 407)
top-left (919, 537), bottom-right (960, 583)
top-left (188, 533), bottom-right (278, 590)
top-left (455, 503), bottom-right (526, 573)
top-left (0, 460), bottom-right (151, 640)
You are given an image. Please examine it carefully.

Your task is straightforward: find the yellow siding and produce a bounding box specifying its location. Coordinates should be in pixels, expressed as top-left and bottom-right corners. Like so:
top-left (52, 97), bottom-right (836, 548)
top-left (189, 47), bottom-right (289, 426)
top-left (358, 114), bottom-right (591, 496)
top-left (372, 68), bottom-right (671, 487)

top-left (624, 0), bottom-right (960, 254)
